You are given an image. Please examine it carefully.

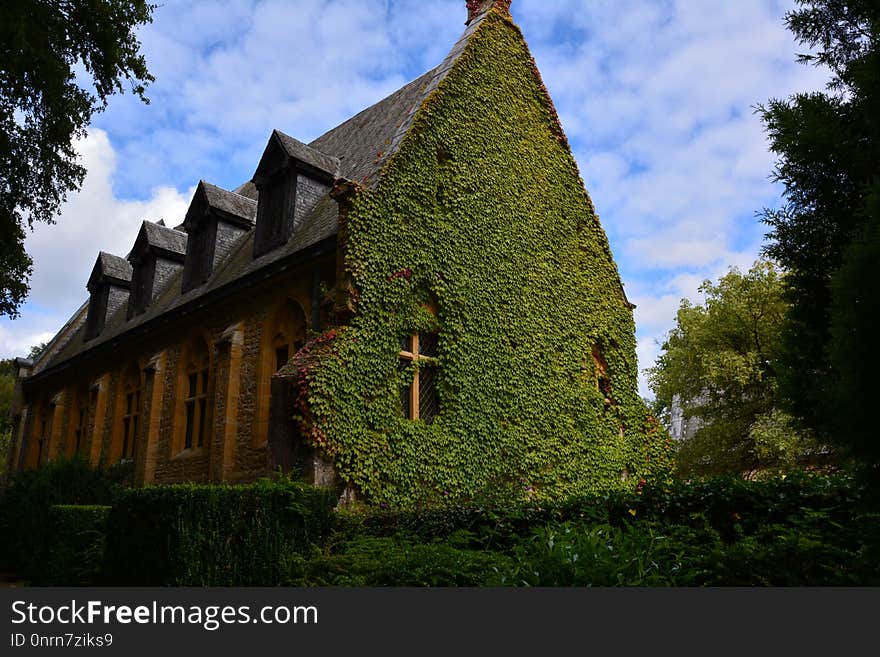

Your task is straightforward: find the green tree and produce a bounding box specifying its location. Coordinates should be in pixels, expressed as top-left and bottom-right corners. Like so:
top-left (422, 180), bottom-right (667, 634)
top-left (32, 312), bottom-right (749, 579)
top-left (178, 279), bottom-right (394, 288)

top-left (647, 260), bottom-right (821, 477)
top-left (1, 358), bottom-right (15, 473)
top-left (0, 0), bottom-right (156, 318)
top-left (758, 1), bottom-right (879, 460)
top-left (828, 187), bottom-right (880, 483)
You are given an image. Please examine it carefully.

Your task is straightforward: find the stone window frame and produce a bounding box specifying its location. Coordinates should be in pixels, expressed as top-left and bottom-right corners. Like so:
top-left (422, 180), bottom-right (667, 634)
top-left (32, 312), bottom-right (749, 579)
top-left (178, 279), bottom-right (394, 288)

top-left (172, 335), bottom-right (213, 456)
top-left (254, 299), bottom-right (308, 447)
top-left (67, 384), bottom-right (92, 458)
top-left (121, 367), bottom-right (141, 460)
top-left (29, 400), bottom-right (53, 468)
top-left (111, 363), bottom-right (144, 463)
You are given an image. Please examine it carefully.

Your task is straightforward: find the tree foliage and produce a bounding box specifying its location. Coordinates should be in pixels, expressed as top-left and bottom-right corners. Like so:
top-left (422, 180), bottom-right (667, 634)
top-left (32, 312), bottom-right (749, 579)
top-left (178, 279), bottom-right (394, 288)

top-left (829, 185), bottom-right (880, 480)
top-left (1, 358), bottom-right (15, 474)
top-left (758, 0), bottom-right (879, 461)
top-left (0, 0), bottom-right (156, 317)
top-left (648, 260), bottom-right (821, 477)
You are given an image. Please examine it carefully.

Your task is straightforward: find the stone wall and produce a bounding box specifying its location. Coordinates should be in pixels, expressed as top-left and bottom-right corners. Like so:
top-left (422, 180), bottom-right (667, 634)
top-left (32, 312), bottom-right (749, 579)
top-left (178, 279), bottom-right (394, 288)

top-left (12, 254), bottom-right (336, 486)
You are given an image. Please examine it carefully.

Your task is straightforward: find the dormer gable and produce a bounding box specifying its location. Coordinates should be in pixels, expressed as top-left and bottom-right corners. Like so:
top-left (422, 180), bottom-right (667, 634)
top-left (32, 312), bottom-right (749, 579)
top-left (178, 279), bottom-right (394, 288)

top-left (127, 220), bottom-right (188, 319)
top-left (181, 181), bottom-right (257, 293)
top-left (84, 252), bottom-right (132, 341)
top-left (251, 130), bottom-right (339, 259)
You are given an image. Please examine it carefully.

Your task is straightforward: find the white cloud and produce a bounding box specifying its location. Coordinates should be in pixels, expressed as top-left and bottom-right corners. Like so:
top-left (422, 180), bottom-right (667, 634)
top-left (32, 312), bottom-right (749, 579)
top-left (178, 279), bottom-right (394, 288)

top-left (0, 130), bottom-right (190, 359)
top-left (95, 0), bottom-right (463, 194)
top-left (0, 326), bottom-right (56, 361)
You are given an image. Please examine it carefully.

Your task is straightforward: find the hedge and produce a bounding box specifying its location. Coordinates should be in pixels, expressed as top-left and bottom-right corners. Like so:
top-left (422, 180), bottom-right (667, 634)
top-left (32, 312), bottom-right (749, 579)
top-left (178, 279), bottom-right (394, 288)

top-left (37, 505), bottom-right (111, 586)
top-left (0, 456), bottom-right (127, 580)
top-left (317, 472), bottom-right (879, 586)
top-left (333, 471), bottom-right (868, 550)
top-left (3, 470), bottom-right (875, 586)
top-left (101, 478), bottom-right (336, 585)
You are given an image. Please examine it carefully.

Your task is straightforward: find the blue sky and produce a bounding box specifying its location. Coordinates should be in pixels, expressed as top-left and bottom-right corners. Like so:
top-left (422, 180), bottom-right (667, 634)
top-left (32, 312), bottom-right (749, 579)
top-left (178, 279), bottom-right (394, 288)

top-left (0, 0), bottom-right (827, 396)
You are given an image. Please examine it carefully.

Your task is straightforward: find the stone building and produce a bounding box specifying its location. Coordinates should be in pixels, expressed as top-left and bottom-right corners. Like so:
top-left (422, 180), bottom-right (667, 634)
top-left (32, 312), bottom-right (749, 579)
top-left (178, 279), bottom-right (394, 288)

top-left (6, 1), bottom-right (667, 503)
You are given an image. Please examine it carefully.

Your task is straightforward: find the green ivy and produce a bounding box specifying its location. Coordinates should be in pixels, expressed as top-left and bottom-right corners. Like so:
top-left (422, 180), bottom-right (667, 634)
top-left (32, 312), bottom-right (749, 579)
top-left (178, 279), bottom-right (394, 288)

top-left (296, 9), bottom-right (671, 506)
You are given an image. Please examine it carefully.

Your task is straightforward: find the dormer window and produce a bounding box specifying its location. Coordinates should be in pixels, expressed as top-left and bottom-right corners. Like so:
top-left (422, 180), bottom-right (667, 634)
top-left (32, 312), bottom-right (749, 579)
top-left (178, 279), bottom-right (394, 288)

top-left (85, 285), bottom-right (110, 340)
top-left (129, 255), bottom-right (155, 317)
top-left (251, 130), bottom-right (339, 259)
top-left (254, 168), bottom-right (295, 257)
top-left (183, 220), bottom-right (215, 290)
top-left (126, 221), bottom-right (187, 318)
top-left (84, 252), bottom-right (132, 341)
top-left (181, 182), bottom-right (256, 293)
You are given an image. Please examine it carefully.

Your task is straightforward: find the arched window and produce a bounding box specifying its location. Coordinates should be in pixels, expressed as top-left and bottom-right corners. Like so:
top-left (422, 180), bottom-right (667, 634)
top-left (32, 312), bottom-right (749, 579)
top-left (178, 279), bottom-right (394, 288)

top-left (28, 400), bottom-right (52, 468)
top-left (175, 337), bottom-right (211, 453)
top-left (121, 364), bottom-right (141, 459)
top-left (271, 301), bottom-right (307, 372)
top-left (68, 384), bottom-right (91, 457)
top-left (399, 332), bottom-right (440, 423)
top-left (254, 300), bottom-right (307, 445)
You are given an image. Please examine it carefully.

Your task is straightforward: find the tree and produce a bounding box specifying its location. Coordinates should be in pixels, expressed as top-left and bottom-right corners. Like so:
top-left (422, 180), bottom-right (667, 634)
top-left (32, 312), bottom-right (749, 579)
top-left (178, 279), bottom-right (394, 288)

top-left (1, 358), bottom-right (15, 474)
top-left (758, 1), bottom-right (879, 455)
top-left (0, 0), bottom-right (156, 318)
top-left (647, 260), bottom-right (821, 477)
top-left (828, 185), bottom-right (880, 483)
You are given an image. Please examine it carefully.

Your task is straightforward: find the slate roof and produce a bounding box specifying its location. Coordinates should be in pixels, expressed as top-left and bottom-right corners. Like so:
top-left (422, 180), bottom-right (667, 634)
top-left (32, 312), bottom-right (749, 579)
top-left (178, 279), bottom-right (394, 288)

top-left (95, 252), bottom-right (133, 284)
top-left (30, 6), bottom-right (497, 379)
top-left (272, 131), bottom-right (340, 178)
top-left (184, 181), bottom-right (257, 232)
top-left (202, 181), bottom-right (258, 222)
top-left (138, 220), bottom-right (188, 258)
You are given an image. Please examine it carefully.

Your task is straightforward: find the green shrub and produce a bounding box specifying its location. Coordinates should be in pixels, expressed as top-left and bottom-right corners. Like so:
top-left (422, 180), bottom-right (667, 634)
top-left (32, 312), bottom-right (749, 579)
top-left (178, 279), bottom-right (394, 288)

top-left (324, 472), bottom-right (878, 586)
top-left (298, 535), bottom-right (513, 586)
top-left (709, 510), bottom-right (880, 586)
top-left (37, 505), bottom-right (111, 586)
top-left (5, 469), bottom-right (874, 587)
top-left (337, 472), bottom-right (862, 548)
top-left (0, 456), bottom-right (126, 580)
top-left (102, 477), bottom-right (336, 585)
top-left (497, 520), bottom-right (719, 587)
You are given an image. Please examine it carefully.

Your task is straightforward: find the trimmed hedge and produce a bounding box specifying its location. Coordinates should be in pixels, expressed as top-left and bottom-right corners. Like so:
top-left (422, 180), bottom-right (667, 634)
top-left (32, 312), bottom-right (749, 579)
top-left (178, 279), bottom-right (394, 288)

top-left (335, 471), bottom-right (865, 550)
top-left (3, 469), bottom-right (875, 586)
top-left (306, 472), bottom-right (878, 586)
top-left (102, 478), bottom-right (336, 585)
top-left (38, 505), bottom-right (111, 586)
top-left (299, 536), bottom-right (513, 586)
top-left (0, 456), bottom-right (128, 580)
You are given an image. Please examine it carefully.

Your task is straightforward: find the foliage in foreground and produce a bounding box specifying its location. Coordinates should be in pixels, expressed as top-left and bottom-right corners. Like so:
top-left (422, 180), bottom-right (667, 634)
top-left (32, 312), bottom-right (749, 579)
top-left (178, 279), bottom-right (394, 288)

top-left (3, 467), bottom-right (877, 586)
top-left (0, 456), bottom-right (129, 580)
top-left (299, 472), bottom-right (878, 587)
top-left (102, 478), bottom-right (336, 586)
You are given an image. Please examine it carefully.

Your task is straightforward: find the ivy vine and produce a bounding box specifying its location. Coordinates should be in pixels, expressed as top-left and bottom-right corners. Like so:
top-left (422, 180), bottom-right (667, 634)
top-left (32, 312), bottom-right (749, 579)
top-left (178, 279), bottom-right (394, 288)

top-left (288, 8), bottom-right (671, 506)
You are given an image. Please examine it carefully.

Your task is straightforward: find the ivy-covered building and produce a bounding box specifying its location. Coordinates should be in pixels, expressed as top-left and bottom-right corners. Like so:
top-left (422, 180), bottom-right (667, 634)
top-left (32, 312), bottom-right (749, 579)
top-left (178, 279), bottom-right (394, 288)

top-left (6, 0), bottom-right (669, 505)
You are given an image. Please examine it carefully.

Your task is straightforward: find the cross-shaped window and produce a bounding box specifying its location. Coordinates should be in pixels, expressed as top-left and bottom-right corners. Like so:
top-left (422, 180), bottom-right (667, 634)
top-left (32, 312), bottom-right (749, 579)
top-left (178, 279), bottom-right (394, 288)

top-left (399, 332), bottom-right (440, 423)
